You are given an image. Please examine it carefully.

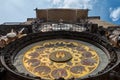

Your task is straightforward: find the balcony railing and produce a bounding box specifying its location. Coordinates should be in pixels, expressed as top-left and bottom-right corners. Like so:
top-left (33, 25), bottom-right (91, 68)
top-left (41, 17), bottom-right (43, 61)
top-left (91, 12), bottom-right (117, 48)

top-left (32, 22), bottom-right (92, 33)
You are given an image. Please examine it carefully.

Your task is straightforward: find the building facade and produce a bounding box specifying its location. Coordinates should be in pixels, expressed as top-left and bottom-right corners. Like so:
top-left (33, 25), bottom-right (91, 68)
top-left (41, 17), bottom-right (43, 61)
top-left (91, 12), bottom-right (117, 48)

top-left (0, 9), bottom-right (120, 80)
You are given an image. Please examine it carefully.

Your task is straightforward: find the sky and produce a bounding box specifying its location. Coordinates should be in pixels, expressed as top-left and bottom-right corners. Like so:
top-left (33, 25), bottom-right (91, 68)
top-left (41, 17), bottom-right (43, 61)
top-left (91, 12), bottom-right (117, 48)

top-left (0, 0), bottom-right (120, 25)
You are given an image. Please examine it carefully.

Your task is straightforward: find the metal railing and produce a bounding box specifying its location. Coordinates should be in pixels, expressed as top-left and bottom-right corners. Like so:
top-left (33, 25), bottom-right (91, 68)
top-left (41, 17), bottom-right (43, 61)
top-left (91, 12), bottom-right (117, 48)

top-left (32, 22), bottom-right (92, 33)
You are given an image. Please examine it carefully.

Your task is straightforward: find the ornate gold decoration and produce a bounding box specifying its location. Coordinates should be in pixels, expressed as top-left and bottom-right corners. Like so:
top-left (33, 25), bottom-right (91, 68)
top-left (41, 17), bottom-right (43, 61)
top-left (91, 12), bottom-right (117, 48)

top-left (49, 51), bottom-right (72, 62)
top-left (23, 40), bottom-right (99, 79)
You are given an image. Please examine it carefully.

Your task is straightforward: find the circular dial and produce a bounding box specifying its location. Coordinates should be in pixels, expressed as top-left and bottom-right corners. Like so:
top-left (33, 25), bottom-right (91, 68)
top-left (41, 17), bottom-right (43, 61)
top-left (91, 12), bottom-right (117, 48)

top-left (23, 40), bottom-right (99, 79)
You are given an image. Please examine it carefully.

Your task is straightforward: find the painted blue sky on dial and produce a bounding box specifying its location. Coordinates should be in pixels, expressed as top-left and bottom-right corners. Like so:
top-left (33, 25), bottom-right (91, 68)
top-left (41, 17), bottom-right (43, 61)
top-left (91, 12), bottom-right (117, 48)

top-left (0, 0), bottom-right (120, 25)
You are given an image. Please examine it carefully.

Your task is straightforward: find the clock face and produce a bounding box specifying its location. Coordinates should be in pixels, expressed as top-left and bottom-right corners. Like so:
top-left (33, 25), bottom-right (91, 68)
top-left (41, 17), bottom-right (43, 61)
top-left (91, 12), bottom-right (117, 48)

top-left (13, 39), bottom-right (109, 79)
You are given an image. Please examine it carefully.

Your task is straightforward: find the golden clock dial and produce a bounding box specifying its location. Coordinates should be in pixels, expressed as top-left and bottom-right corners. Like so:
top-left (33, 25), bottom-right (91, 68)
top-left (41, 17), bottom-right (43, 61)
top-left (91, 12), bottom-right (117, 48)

top-left (23, 39), bottom-right (99, 79)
